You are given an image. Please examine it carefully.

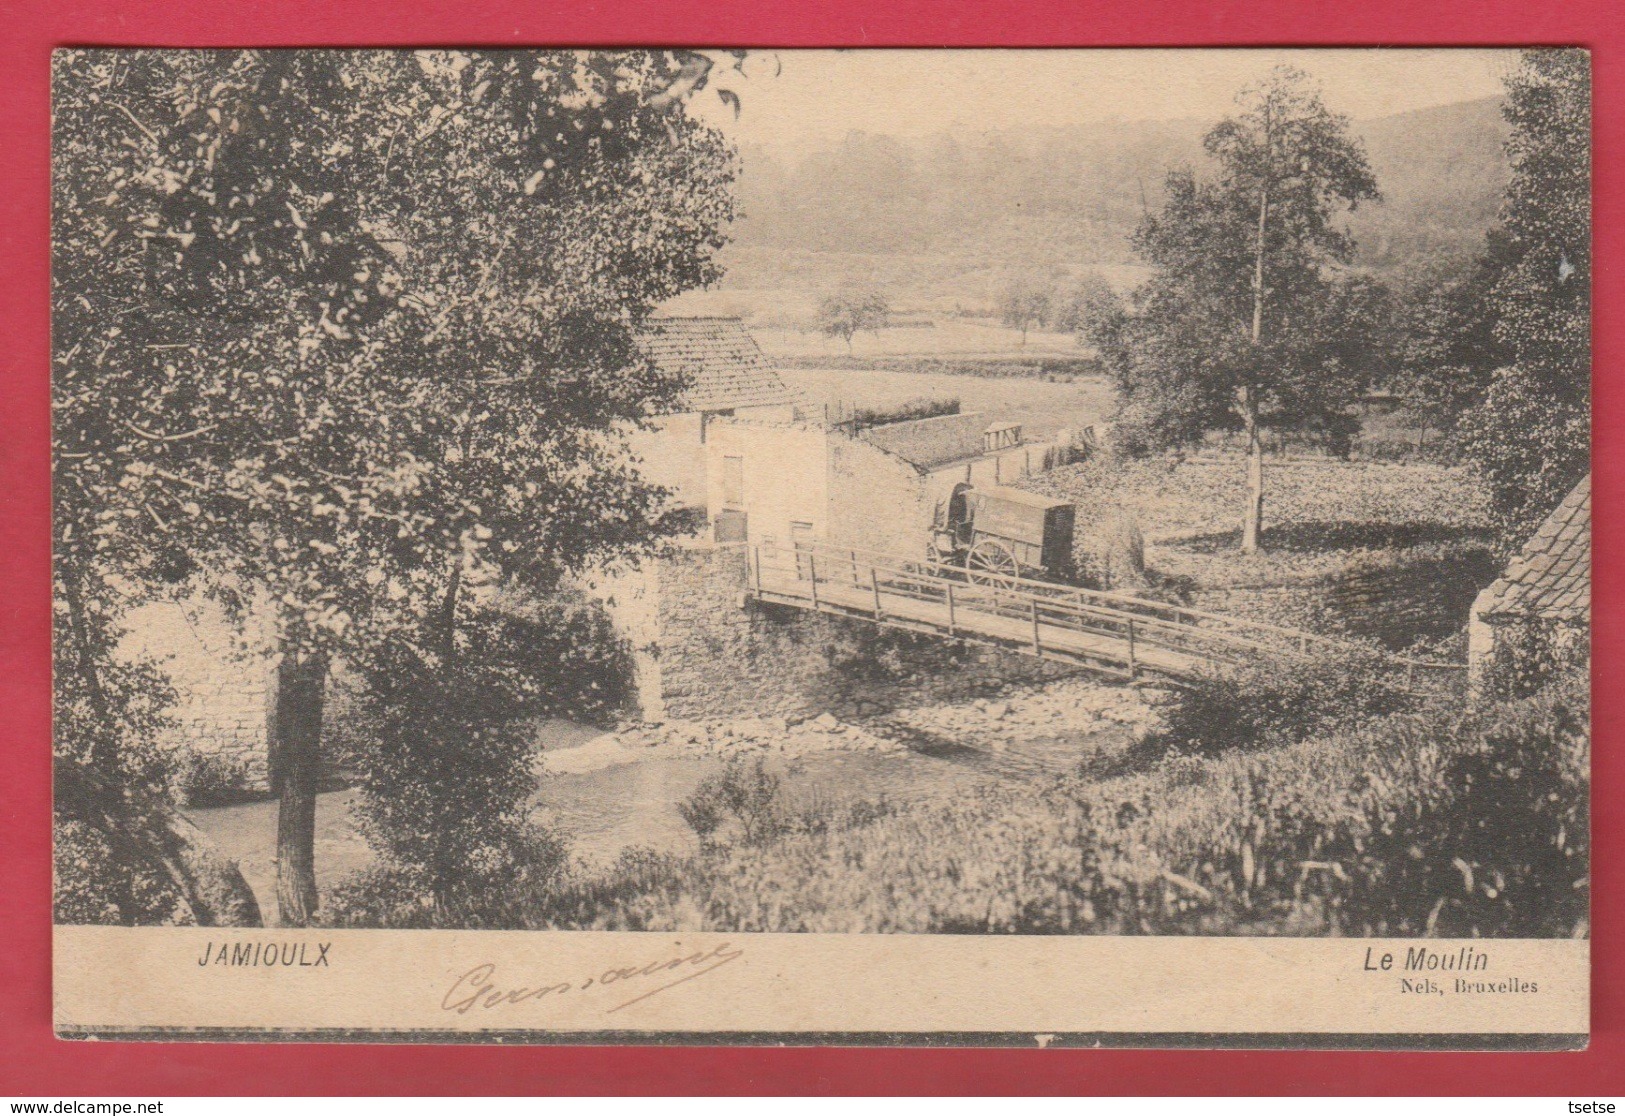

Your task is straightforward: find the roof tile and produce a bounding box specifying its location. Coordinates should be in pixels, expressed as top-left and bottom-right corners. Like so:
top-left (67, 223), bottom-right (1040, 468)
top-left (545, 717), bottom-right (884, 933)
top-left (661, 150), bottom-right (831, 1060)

top-left (635, 317), bottom-right (797, 413)
top-left (1478, 474), bottom-right (1591, 623)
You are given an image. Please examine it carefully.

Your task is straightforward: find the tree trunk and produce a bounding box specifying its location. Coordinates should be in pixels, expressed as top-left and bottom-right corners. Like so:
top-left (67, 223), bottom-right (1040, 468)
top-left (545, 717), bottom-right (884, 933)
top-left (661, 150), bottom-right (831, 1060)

top-left (1241, 393), bottom-right (1265, 555)
top-left (58, 566), bottom-right (119, 772)
top-left (271, 649), bottom-right (327, 927)
top-left (55, 759), bottom-right (263, 927)
top-left (1242, 158), bottom-right (1270, 556)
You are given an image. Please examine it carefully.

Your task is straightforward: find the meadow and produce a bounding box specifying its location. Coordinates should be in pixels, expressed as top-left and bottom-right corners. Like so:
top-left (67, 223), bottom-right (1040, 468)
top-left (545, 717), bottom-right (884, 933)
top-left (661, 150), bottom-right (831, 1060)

top-left (1019, 454), bottom-right (1499, 652)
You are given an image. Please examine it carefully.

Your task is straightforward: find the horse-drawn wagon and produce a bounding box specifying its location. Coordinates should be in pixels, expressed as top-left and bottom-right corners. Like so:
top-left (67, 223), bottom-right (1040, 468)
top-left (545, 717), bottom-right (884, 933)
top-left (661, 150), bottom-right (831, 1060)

top-left (927, 483), bottom-right (1076, 586)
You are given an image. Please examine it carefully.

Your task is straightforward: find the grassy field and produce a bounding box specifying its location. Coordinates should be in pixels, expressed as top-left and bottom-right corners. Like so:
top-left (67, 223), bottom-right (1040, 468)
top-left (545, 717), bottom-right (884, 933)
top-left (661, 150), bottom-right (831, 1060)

top-left (1016, 454), bottom-right (1498, 653)
top-left (1025, 456), bottom-right (1490, 577)
top-left (661, 285), bottom-right (1086, 358)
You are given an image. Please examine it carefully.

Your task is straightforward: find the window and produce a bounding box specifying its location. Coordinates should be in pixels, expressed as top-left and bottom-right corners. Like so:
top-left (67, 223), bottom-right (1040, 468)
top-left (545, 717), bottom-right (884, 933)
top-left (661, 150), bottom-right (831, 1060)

top-left (722, 455), bottom-right (744, 507)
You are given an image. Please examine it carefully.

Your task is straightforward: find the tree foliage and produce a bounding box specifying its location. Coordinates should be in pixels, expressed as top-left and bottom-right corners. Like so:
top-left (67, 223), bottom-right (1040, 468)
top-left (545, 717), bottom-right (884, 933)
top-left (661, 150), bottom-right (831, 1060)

top-left (1088, 66), bottom-right (1380, 550)
top-left (815, 286), bottom-right (889, 351)
top-left (1050, 271), bottom-right (1119, 339)
top-left (996, 273), bottom-right (1053, 345)
top-left (1390, 230), bottom-right (1518, 438)
top-left (1456, 49), bottom-right (1591, 546)
top-left (347, 599), bottom-right (616, 919)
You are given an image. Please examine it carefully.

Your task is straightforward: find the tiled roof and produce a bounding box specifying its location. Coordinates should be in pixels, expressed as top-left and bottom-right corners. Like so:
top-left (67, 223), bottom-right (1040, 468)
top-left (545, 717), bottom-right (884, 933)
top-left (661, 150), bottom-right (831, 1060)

top-left (1477, 473), bottom-right (1591, 623)
top-left (635, 317), bottom-right (796, 413)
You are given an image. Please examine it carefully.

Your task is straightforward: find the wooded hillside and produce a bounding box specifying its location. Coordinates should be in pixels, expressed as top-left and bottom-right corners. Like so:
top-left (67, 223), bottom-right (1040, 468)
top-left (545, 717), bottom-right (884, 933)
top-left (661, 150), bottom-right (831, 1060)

top-left (721, 96), bottom-right (1509, 305)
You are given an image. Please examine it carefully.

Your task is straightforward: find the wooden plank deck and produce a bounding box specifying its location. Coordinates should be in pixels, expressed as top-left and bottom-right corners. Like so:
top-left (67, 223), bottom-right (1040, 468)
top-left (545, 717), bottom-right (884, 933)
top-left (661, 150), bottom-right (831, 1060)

top-left (744, 540), bottom-right (1469, 689)
top-left (754, 573), bottom-right (1209, 678)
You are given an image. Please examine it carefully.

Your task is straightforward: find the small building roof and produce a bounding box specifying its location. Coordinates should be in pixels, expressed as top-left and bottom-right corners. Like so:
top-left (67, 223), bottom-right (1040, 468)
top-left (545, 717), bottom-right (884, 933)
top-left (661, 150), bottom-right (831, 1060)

top-left (860, 412), bottom-right (1005, 470)
top-left (635, 316), bottom-right (796, 414)
top-left (1476, 473), bottom-right (1591, 623)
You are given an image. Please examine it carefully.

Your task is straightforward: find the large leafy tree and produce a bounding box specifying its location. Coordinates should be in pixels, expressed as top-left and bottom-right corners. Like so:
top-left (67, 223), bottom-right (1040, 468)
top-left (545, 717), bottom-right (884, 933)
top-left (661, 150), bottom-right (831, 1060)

top-left (816, 285), bottom-right (889, 353)
top-left (1390, 230), bottom-right (1518, 443)
top-left (53, 49), bottom-right (739, 925)
top-left (1090, 66), bottom-right (1380, 552)
top-left (997, 273), bottom-right (1053, 347)
top-left (1457, 49), bottom-right (1591, 546)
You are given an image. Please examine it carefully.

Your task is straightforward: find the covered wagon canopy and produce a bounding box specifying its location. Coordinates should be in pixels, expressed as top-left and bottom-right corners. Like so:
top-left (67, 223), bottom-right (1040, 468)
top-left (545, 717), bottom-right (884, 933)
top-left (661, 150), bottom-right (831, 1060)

top-left (967, 486), bottom-right (1072, 546)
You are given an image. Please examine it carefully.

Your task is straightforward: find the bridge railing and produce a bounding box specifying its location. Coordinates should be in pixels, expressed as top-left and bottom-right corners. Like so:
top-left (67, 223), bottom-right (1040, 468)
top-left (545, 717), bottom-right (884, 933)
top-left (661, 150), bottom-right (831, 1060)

top-left (749, 538), bottom-right (1467, 683)
top-left (752, 541), bottom-right (1286, 674)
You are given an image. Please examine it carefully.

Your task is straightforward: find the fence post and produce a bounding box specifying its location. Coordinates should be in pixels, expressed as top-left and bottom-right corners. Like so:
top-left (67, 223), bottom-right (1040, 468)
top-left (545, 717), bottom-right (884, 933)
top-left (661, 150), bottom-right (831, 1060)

top-left (871, 568), bottom-right (884, 620)
top-left (752, 545), bottom-right (762, 597)
top-left (1031, 597), bottom-right (1042, 654)
top-left (851, 548), bottom-right (859, 586)
top-left (946, 582), bottom-right (956, 638)
top-left (1126, 617), bottom-right (1137, 680)
top-left (809, 554), bottom-right (819, 610)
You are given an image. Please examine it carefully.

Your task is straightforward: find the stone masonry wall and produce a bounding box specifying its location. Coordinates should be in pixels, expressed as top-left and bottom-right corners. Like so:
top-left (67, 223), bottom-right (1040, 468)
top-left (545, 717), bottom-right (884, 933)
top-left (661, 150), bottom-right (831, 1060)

top-left (119, 597), bottom-right (276, 791)
top-left (826, 436), bottom-right (934, 559)
top-left (649, 542), bottom-right (1076, 722)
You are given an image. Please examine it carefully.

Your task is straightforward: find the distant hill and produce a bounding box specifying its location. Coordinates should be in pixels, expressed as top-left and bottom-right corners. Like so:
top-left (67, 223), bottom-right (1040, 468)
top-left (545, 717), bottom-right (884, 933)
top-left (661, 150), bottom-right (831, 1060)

top-left (716, 96), bottom-right (1509, 312)
top-left (1347, 96), bottom-right (1511, 285)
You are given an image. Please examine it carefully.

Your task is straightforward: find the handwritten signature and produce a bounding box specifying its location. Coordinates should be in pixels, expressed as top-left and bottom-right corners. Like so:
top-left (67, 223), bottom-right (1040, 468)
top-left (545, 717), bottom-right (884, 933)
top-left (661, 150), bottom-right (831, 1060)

top-left (441, 941), bottom-right (744, 1016)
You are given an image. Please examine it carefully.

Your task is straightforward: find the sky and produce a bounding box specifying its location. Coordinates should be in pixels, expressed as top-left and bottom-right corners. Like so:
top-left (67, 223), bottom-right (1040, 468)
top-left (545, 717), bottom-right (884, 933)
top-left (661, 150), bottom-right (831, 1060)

top-left (689, 48), bottom-right (1518, 154)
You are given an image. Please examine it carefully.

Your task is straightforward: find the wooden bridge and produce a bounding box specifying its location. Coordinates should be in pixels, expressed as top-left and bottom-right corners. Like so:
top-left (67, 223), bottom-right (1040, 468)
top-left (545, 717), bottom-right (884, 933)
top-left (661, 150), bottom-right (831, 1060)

top-left (746, 539), bottom-right (1465, 685)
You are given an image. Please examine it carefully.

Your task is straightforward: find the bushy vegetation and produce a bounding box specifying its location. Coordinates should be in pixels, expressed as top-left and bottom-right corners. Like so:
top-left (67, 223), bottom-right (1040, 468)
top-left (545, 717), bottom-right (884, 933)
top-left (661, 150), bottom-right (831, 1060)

top-left (1453, 51), bottom-right (1591, 549)
top-left (844, 396), bottom-right (961, 429)
top-left (1041, 428), bottom-right (1097, 471)
top-left (559, 668), bottom-right (1585, 937)
top-left (1025, 455), bottom-right (1491, 551)
top-left (323, 657), bottom-right (1587, 940)
top-left (1155, 646), bottom-right (1418, 756)
top-left (51, 593), bottom-right (219, 924)
top-left (165, 750), bottom-right (261, 809)
top-left (342, 594), bottom-right (630, 921)
top-left (677, 755), bottom-right (897, 849)
top-left (1480, 618), bottom-right (1591, 701)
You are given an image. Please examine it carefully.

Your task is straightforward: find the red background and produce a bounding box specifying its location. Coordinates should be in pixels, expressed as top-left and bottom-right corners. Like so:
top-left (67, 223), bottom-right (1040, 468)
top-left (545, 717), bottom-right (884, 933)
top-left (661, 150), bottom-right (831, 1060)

top-left (1, 0), bottom-right (1619, 1095)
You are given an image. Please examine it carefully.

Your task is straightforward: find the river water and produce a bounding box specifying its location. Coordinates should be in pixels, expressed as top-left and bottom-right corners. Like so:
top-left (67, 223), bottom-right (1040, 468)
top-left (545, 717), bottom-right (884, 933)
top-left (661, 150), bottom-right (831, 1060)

top-left (189, 715), bottom-right (1134, 921)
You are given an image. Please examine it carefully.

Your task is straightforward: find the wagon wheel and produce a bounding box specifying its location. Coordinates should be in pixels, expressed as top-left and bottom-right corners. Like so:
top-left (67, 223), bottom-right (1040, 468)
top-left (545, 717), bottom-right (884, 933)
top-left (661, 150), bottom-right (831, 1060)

top-left (924, 539), bottom-right (951, 575)
top-left (966, 539), bottom-right (1021, 588)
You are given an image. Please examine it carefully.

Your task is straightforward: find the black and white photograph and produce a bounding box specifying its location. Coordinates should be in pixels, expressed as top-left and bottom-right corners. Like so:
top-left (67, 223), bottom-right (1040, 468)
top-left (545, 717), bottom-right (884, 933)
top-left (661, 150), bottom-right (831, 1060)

top-left (50, 47), bottom-right (1591, 1043)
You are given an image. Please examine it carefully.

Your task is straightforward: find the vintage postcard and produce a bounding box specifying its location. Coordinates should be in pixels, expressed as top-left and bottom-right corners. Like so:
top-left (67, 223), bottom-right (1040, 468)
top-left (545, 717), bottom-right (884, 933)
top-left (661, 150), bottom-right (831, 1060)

top-left (51, 47), bottom-right (1590, 1047)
